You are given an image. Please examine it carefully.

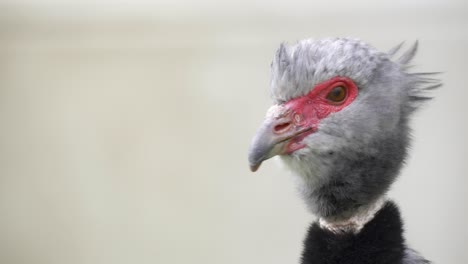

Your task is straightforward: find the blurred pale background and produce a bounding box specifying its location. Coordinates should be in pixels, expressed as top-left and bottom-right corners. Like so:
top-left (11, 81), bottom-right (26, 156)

top-left (0, 0), bottom-right (467, 263)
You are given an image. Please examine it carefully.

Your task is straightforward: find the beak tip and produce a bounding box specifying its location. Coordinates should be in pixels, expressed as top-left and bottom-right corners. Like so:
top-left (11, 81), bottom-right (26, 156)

top-left (249, 163), bottom-right (261, 172)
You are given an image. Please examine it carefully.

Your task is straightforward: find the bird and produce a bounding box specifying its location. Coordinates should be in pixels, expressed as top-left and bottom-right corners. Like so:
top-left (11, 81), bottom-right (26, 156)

top-left (248, 38), bottom-right (440, 264)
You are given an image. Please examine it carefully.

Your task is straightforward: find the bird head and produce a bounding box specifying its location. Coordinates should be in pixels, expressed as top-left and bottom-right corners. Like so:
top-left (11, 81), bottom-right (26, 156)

top-left (248, 38), bottom-right (440, 220)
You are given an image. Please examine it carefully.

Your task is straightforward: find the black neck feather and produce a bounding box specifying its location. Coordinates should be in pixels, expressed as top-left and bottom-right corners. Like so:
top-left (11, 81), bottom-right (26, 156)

top-left (301, 201), bottom-right (405, 264)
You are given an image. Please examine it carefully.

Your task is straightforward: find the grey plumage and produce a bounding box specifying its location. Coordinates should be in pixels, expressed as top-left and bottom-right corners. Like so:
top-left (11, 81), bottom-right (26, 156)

top-left (271, 38), bottom-right (382, 103)
top-left (269, 38), bottom-right (439, 219)
top-left (254, 37), bottom-right (440, 263)
top-left (403, 249), bottom-right (431, 264)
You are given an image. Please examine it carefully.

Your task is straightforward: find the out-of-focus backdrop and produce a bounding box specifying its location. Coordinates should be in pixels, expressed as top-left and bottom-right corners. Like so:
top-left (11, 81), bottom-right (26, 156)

top-left (0, 0), bottom-right (466, 263)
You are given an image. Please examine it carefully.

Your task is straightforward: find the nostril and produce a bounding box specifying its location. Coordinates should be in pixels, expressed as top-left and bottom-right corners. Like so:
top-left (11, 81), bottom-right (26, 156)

top-left (274, 122), bottom-right (292, 133)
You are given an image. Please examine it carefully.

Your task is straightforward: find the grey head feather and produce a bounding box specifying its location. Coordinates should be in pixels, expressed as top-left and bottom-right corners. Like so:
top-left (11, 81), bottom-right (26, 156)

top-left (387, 41), bottom-right (405, 57)
top-left (270, 38), bottom-right (383, 103)
top-left (268, 38), bottom-right (441, 220)
top-left (388, 40), bottom-right (442, 111)
top-left (397, 40), bottom-right (419, 65)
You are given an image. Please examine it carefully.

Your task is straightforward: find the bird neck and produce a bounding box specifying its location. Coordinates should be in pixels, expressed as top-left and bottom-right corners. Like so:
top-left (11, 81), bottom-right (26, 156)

top-left (293, 127), bottom-right (409, 220)
top-left (318, 196), bottom-right (387, 234)
top-left (301, 200), bottom-right (406, 264)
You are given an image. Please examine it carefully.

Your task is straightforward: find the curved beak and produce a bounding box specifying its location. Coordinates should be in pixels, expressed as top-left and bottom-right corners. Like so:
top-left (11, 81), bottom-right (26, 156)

top-left (248, 105), bottom-right (312, 172)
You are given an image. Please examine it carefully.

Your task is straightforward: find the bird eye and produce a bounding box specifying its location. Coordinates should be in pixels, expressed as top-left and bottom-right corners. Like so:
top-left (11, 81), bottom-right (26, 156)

top-left (326, 86), bottom-right (347, 103)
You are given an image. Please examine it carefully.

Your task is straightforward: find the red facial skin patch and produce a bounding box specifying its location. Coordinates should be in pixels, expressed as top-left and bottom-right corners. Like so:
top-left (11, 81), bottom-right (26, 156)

top-left (283, 77), bottom-right (358, 154)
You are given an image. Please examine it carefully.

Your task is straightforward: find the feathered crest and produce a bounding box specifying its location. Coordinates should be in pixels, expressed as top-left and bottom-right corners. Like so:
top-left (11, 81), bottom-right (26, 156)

top-left (388, 41), bottom-right (442, 112)
top-left (274, 43), bottom-right (291, 74)
top-left (270, 38), bottom-right (383, 103)
top-left (270, 38), bottom-right (441, 113)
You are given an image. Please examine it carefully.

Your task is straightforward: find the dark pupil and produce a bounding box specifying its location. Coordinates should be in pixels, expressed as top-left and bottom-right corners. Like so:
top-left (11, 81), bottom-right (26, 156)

top-left (329, 86), bottom-right (345, 101)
